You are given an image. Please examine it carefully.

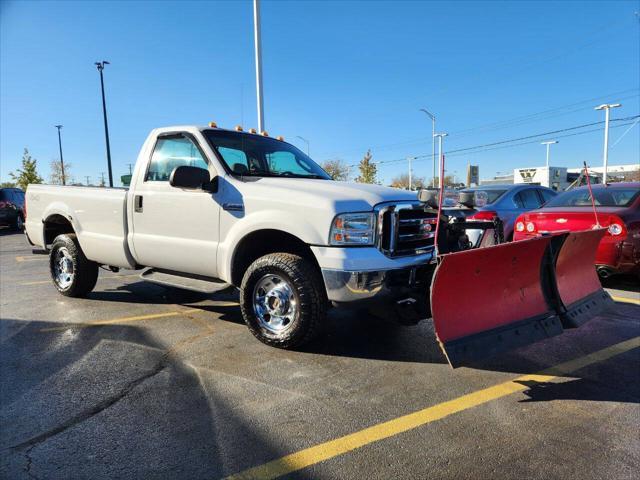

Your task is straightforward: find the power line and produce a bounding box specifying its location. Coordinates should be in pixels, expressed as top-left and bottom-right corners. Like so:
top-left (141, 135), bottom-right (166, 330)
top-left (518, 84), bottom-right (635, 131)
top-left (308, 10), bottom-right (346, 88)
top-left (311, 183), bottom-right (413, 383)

top-left (347, 115), bottom-right (639, 168)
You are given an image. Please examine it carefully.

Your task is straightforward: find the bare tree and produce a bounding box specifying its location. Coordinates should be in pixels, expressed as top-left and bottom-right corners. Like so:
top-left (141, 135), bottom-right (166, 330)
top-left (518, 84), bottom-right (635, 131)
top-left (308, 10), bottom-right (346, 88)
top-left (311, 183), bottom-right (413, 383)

top-left (321, 159), bottom-right (350, 181)
top-left (389, 173), bottom-right (427, 190)
top-left (49, 159), bottom-right (72, 185)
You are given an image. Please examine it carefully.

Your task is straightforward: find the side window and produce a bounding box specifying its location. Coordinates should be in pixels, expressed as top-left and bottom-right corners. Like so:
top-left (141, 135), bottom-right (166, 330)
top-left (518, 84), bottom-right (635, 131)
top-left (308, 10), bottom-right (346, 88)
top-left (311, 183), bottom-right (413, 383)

top-left (518, 189), bottom-right (543, 209)
top-left (146, 136), bottom-right (208, 182)
top-left (539, 189), bottom-right (555, 204)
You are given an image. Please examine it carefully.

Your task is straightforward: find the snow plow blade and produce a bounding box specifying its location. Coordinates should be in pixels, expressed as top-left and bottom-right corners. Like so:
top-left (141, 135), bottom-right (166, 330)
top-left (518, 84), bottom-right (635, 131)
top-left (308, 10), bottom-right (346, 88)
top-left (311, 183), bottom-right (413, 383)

top-left (552, 228), bottom-right (613, 328)
top-left (430, 229), bottom-right (612, 367)
top-left (431, 236), bottom-right (562, 367)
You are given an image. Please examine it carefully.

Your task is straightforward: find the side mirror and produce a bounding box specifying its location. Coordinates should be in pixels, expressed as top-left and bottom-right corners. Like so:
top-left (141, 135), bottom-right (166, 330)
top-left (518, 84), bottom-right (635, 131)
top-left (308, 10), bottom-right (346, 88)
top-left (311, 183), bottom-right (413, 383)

top-left (418, 188), bottom-right (439, 208)
top-left (169, 166), bottom-right (217, 192)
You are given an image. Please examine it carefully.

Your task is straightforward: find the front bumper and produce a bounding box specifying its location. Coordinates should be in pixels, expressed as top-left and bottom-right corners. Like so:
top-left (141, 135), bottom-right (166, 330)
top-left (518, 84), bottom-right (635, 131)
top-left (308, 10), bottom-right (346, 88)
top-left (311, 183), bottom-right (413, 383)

top-left (322, 265), bottom-right (433, 304)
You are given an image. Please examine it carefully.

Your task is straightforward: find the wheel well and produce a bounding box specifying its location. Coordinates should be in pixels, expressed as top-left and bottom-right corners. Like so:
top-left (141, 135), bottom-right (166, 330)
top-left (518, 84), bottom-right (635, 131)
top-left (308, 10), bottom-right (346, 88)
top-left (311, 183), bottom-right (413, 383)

top-left (231, 229), bottom-right (320, 287)
top-left (44, 215), bottom-right (75, 246)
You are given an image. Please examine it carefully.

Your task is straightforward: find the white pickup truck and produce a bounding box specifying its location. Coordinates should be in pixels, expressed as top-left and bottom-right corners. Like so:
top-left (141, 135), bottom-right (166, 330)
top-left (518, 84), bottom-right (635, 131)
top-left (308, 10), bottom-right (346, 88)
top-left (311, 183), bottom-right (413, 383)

top-left (25, 125), bottom-right (438, 348)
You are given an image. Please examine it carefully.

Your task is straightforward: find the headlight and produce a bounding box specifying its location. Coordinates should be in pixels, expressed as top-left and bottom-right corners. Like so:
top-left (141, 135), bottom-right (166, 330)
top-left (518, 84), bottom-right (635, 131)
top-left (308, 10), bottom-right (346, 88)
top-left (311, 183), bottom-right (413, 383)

top-left (330, 212), bottom-right (375, 246)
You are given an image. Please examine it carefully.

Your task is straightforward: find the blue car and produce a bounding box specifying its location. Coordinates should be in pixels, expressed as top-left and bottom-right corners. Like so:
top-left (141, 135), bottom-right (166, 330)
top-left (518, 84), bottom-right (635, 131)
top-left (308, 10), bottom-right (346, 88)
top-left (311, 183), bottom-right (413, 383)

top-left (460, 184), bottom-right (557, 241)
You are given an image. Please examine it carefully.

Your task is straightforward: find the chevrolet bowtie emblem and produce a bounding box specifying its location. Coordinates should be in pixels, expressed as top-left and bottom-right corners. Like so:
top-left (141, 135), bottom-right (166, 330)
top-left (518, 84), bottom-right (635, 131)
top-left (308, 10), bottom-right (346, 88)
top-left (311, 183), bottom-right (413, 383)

top-left (556, 218), bottom-right (568, 223)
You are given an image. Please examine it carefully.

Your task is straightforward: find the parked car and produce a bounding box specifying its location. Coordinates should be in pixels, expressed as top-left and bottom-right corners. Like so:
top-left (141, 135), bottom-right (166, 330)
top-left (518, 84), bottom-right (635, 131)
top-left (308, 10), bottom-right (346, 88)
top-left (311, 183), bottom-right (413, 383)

top-left (513, 182), bottom-right (640, 278)
top-left (0, 187), bottom-right (25, 231)
top-left (459, 184), bottom-right (557, 241)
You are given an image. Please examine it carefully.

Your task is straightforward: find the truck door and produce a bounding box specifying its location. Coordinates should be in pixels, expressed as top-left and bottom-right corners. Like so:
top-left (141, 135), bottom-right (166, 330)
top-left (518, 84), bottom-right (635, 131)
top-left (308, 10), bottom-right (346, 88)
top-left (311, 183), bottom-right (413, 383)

top-left (130, 133), bottom-right (221, 277)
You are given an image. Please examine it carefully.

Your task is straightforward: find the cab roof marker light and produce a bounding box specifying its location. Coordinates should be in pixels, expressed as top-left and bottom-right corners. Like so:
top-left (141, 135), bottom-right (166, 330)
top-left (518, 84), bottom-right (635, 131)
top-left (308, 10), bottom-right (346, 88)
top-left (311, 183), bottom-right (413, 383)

top-left (276, 135), bottom-right (284, 141)
top-left (208, 121), bottom-right (217, 128)
top-left (248, 128), bottom-right (257, 134)
top-left (235, 125), bottom-right (243, 132)
top-left (261, 131), bottom-right (269, 136)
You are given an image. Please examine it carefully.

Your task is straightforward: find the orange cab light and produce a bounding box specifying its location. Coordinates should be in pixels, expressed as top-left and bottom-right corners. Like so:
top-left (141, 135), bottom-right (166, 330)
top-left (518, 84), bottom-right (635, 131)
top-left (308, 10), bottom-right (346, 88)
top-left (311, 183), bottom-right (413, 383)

top-left (276, 135), bottom-right (284, 141)
top-left (261, 131), bottom-right (269, 136)
top-left (235, 125), bottom-right (243, 132)
top-left (248, 128), bottom-right (257, 134)
top-left (208, 121), bottom-right (217, 128)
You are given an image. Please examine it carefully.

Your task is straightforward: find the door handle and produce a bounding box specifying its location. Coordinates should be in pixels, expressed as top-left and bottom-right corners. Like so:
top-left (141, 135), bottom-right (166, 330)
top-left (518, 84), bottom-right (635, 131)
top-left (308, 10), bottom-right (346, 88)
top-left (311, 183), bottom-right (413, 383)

top-left (134, 195), bottom-right (143, 212)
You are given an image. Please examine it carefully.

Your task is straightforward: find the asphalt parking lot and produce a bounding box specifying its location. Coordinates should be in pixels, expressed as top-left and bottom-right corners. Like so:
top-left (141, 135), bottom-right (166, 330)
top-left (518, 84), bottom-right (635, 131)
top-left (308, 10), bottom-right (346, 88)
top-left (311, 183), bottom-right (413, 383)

top-left (1, 228), bottom-right (638, 480)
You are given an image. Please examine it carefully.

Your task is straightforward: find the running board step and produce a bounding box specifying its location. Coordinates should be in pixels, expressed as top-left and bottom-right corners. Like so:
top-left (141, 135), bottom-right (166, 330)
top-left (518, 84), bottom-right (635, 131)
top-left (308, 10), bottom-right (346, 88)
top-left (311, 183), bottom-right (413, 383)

top-left (140, 269), bottom-right (230, 294)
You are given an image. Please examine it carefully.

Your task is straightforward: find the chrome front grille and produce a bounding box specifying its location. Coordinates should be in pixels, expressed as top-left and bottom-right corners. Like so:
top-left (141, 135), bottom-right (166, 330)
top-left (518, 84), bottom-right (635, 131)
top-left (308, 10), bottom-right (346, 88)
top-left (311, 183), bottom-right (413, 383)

top-left (376, 203), bottom-right (437, 257)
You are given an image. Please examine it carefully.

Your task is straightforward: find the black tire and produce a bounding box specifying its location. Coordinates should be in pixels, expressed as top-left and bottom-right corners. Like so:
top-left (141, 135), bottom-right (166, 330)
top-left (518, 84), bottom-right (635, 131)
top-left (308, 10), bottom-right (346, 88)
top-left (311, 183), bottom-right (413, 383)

top-left (240, 253), bottom-right (326, 349)
top-left (13, 215), bottom-right (24, 232)
top-left (49, 233), bottom-right (99, 297)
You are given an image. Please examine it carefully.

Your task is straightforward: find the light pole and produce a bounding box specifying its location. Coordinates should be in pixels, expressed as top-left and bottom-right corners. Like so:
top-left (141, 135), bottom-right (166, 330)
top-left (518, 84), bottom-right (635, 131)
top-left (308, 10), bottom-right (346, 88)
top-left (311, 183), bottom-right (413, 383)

top-left (541, 140), bottom-right (558, 168)
top-left (407, 156), bottom-right (418, 190)
top-left (253, 0), bottom-right (265, 133)
top-left (296, 136), bottom-right (310, 156)
top-left (420, 108), bottom-right (436, 187)
top-left (95, 61), bottom-right (113, 187)
top-left (54, 125), bottom-right (66, 185)
top-left (595, 103), bottom-right (621, 184)
top-left (433, 133), bottom-right (448, 188)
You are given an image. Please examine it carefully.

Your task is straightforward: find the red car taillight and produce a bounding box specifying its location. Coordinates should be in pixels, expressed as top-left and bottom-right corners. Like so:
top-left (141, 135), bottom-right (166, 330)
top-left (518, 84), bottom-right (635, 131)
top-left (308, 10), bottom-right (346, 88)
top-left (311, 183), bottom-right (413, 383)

top-left (468, 210), bottom-right (498, 221)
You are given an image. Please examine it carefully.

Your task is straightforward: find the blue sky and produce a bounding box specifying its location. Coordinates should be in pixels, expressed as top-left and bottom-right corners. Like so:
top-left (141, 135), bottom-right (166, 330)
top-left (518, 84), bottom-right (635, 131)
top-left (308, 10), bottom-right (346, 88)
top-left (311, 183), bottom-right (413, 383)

top-left (1, 0), bottom-right (638, 186)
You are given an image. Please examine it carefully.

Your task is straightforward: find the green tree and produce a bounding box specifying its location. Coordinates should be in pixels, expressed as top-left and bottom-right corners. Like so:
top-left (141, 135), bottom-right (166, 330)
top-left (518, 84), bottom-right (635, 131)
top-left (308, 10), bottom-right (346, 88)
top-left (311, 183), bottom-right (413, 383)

top-left (355, 149), bottom-right (377, 184)
top-left (321, 159), bottom-right (350, 181)
top-left (10, 148), bottom-right (44, 190)
top-left (432, 175), bottom-right (457, 187)
top-left (0, 181), bottom-right (16, 188)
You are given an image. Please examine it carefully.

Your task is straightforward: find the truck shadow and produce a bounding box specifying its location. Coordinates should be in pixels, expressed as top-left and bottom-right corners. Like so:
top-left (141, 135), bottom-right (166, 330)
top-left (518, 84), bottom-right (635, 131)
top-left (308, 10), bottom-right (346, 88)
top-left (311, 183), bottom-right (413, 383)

top-left (0, 317), bottom-right (282, 479)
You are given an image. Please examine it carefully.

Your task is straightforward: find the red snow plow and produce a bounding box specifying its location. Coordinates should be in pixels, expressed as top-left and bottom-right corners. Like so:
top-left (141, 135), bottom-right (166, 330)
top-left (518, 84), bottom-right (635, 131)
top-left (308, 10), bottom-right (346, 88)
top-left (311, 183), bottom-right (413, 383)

top-left (419, 190), bottom-right (613, 368)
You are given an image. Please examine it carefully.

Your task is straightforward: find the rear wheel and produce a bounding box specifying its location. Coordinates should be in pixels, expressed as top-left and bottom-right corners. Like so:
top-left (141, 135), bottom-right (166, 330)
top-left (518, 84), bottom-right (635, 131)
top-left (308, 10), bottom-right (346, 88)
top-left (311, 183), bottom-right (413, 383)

top-left (240, 253), bottom-right (326, 348)
top-left (50, 234), bottom-right (99, 297)
top-left (13, 215), bottom-right (24, 231)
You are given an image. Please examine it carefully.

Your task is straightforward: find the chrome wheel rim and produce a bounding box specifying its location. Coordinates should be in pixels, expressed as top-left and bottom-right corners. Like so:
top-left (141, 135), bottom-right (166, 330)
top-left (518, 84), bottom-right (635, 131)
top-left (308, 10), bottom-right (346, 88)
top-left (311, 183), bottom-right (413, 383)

top-left (17, 216), bottom-right (24, 230)
top-left (53, 247), bottom-right (74, 289)
top-left (253, 273), bottom-right (298, 334)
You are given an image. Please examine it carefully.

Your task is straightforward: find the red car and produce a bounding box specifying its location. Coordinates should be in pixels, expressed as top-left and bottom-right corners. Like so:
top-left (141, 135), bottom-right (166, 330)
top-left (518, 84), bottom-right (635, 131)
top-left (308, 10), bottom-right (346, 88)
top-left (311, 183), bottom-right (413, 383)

top-left (514, 182), bottom-right (640, 278)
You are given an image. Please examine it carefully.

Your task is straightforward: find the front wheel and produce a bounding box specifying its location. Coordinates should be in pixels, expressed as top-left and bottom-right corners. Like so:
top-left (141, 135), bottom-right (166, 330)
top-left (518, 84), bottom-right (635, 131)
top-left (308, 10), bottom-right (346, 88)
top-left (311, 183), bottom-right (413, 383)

top-left (50, 233), bottom-right (99, 297)
top-left (240, 253), bottom-right (326, 349)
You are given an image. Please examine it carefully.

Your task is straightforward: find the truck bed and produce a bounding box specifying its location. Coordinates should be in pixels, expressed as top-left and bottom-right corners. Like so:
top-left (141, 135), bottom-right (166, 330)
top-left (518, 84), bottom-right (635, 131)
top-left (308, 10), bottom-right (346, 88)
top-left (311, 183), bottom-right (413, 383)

top-left (25, 185), bottom-right (136, 269)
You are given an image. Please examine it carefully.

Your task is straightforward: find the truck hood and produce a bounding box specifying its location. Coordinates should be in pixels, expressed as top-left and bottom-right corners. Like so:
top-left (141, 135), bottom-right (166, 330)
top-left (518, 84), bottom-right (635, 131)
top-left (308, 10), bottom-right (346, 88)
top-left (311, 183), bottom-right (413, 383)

top-left (235, 177), bottom-right (418, 212)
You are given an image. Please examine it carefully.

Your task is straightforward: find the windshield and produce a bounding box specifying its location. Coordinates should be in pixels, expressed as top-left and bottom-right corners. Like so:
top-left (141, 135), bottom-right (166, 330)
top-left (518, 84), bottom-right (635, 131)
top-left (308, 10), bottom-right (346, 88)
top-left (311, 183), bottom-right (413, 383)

top-left (544, 187), bottom-right (640, 207)
top-left (461, 189), bottom-right (507, 205)
top-left (203, 130), bottom-right (330, 179)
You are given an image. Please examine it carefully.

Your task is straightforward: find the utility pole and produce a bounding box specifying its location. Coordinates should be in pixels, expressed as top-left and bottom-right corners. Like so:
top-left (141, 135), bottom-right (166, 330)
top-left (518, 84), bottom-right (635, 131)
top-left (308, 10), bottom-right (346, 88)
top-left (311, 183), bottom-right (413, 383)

top-left (54, 125), bottom-right (66, 185)
top-left (420, 108), bottom-right (436, 187)
top-left (127, 163), bottom-right (134, 175)
top-left (100, 172), bottom-right (106, 187)
top-left (433, 133), bottom-right (448, 188)
top-left (253, 0), bottom-right (265, 133)
top-left (85, 175), bottom-right (91, 186)
top-left (95, 61), bottom-right (113, 187)
top-left (296, 136), bottom-right (310, 156)
top-left (541, 140), bottom-right (558, 168)
top-left (595, 103), bottom-right (621, 184)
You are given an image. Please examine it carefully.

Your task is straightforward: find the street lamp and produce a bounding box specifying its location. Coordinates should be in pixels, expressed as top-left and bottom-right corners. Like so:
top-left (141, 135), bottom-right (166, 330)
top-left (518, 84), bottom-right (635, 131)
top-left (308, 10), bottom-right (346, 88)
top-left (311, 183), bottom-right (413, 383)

top-left (420, 108), bottom-right (436, 187)
top-left (54, 125), bottom-right (66, 185)
top-left (433, 133), bottom-right (448, 188)
top-left (595, 103), bottom-right (621, 184)
top-left (541, 140), bottom-right (558, 168)
top-left (95, 61), bottom-right (113, 187)
top-left (253, 0), bottom-right (265, 133)
top-left (296, 136), bottom-right (310, 156)
top-left (407, 156), bottom-right (418, 190)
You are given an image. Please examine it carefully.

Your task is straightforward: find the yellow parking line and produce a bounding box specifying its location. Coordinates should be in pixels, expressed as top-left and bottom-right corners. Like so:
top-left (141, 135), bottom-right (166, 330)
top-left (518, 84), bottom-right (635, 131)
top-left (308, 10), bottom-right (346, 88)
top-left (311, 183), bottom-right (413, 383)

top-left (225, 336), bottom-right (640, 480)
top-left (39, 310), bottom-right (203, 332)
top-left (15, 255), bottom-right (47, 262)
top-left (611, 295), bottom-right (640, 306)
